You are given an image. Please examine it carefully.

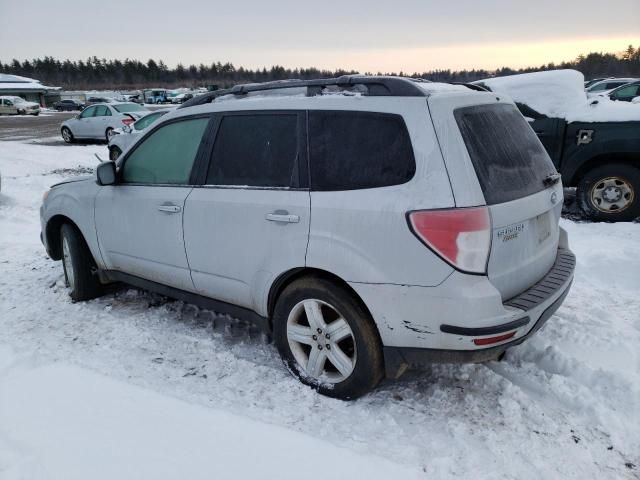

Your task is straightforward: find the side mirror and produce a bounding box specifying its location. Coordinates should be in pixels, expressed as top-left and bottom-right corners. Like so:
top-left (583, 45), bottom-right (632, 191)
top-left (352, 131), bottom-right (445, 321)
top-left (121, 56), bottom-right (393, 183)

top-left (632, 96), bottom-right (640, 104)
top-left (96, 161), bottom-right (116, 186)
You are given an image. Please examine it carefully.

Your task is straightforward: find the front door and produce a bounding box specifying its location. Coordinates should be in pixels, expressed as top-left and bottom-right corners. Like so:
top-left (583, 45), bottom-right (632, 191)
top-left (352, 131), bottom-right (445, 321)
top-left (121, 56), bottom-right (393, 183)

top-left (95, 115), bottom-right (211, 291)
top-left (74, 105), bottom-right (96, 137)
top-left (183, 112), bottom-right (310, 313)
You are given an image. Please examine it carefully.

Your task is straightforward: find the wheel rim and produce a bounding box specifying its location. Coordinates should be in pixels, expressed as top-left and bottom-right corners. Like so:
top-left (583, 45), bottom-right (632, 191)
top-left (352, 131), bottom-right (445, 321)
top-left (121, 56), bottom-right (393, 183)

top-left (590, 176), bottom-right (635, 213)
top-left (286, 299), bottom-right (357, 384)
top-left (106, 129), bottom-right (114, 141)
top-left (62, 128), bottom-right (71, 142)
top-left (62, 236), bottom-right (75, 290)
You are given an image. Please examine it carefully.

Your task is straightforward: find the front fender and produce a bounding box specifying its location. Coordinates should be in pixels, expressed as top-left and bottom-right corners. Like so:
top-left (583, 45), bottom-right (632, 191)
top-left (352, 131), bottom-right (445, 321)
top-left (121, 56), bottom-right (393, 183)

top-left (41, 181), bottom-right (103, 267)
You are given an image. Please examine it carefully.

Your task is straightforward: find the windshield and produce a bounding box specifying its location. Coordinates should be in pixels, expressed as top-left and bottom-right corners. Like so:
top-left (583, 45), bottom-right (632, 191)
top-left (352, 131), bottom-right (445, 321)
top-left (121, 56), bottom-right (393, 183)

top-left (112, 103), bottom-right (146, 113)
top-left (12, 97), bottom-right (26, 103)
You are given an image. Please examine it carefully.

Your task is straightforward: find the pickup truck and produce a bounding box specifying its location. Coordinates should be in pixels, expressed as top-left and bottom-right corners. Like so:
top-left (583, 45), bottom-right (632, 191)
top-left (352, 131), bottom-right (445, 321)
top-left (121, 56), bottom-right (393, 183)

top-left (477, 70), bottom-right (640, 222)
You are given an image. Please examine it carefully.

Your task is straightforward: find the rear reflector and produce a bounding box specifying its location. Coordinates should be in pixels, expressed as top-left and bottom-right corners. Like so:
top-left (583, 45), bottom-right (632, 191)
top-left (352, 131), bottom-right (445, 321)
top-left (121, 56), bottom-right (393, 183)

top-left (408, 207), bottom-right (491, 274)
top-left (473, 331), bottom-right (516, 346)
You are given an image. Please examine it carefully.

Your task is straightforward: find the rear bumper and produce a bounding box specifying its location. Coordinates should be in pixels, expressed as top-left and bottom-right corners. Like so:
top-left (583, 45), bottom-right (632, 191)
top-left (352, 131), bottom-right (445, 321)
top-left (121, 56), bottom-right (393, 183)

top-left (382, 246), bottom-right (575, 378)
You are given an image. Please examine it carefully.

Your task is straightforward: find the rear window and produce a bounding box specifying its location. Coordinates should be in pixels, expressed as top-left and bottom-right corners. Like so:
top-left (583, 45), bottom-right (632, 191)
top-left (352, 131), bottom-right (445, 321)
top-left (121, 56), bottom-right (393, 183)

top-left (113, 103), bottom-right (146, 113)
top-left (309, 111), bottom-right (415, 191)
top-left (455, 103), bottom-right (557, 205)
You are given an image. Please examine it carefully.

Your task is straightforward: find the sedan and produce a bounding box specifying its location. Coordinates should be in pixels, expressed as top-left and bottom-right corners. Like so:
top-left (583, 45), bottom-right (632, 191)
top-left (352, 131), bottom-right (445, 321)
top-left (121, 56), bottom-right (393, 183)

top-left (586, 78), bottom-right (638, 98)
top-left (60, 103), bottom-right (150, 143)
top-left (107, 109), bottom-right (169, 159)
top-left (53, 99), bottom-right (85, 111)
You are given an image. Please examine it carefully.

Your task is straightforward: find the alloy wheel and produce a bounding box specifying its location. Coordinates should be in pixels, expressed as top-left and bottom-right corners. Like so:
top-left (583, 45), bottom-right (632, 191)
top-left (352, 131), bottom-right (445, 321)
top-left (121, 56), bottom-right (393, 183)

top-left (62, 236), bottom-right (75, 290)
top-left (286, 299), bottom-right (357, 384)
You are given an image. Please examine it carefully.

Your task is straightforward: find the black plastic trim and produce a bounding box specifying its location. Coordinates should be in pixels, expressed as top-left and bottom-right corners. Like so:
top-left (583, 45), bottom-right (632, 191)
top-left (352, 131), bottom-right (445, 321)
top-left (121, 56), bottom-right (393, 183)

top-left (179, 75), bottom-right (430, 109)
top-left (103, 270), bottom-right (270, 332)
top-left (440, 316), bottom-right (530, 336)
top-left (383, 277), bottom-right (573, 378)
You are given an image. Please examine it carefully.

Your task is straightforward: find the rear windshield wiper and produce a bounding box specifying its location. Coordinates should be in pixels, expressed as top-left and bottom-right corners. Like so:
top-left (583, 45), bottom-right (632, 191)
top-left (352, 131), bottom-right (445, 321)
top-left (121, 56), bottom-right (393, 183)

top-left (543, 172), bottom-right (561, 187)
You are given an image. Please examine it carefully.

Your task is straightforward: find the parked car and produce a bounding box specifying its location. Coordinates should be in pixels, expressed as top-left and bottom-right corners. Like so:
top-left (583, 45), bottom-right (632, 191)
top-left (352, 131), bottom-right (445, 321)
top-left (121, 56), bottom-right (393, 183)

top-left (607, 80), bottom-right (640, 102)
top-left (41, 76), bottom-right (575, 399)
top-left (0, 96), bottom-right (40, 115)
top-left (477, 70), bottom-right (640, 221)
top-left (143, 89), bottom-right (169, 104)
top-left (584, 78), bottom-right (609, 89)
top-left (53, 99), bottom-right (85, 111)
top-left (60, 103), bottom-right (150, 143)
top-left (86, 97), bottom-right (116, 106)
top-left (586, 78), bottom-right (638, 97)
top-left (107, 109), bottom-right (170, 160)
top-left (171, 93), bottom-right (194, 104)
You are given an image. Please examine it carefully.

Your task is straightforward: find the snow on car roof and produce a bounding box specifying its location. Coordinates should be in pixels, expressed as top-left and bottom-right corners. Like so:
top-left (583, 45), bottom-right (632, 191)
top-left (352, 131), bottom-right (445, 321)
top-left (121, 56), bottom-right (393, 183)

top-left (478, 69), bottom-right (640, 123)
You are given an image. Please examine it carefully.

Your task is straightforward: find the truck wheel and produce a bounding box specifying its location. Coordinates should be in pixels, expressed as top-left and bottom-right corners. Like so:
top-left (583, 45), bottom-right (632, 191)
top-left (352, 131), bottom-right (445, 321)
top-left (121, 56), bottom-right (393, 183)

top-left (577, 164), bottom-right (640, 221)
top-left (273, 277), bottom-right (384, 400)
top-left (60, 223), bottom-right (103, 301)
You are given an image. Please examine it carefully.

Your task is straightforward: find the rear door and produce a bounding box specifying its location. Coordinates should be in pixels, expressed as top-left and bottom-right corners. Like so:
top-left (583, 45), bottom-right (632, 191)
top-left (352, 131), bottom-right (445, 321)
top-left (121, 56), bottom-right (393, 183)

top-left (429, 95), bottom-right (563, 300)
top-left (183, 111), bottom-right (310, 313)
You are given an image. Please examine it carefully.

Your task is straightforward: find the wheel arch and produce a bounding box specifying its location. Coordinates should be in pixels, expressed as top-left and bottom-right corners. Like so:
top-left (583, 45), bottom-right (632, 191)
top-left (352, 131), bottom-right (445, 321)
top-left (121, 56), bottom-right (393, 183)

top-left (266, 267), bottom-right (383, 342)
top-left (566, 152), bottom-right (640, 186)
top-left (45, 214), bottom-right (82, 260)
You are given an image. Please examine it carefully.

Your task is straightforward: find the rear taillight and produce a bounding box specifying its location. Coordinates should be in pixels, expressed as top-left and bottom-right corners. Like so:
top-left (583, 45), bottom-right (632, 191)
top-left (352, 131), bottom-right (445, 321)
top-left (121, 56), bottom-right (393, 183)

top-left (408, 207), bottom-right (491, 274)
top-left (121, 117), bottom-right (135, 126)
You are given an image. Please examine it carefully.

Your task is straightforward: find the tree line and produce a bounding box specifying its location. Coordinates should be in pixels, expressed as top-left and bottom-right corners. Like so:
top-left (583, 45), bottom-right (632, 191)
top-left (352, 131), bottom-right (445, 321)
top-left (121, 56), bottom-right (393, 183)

top-left (2, 45), bottom-right (639, 90)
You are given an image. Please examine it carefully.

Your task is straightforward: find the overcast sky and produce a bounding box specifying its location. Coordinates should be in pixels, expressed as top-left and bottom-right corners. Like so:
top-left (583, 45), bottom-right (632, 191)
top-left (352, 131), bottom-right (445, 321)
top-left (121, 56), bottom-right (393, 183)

top-left (1, 0), bottom-right (639, 72)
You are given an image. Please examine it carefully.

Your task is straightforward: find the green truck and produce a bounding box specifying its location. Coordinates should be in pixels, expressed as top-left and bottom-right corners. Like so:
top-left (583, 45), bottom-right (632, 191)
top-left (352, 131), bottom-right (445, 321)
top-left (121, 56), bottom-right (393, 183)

top-left (477, 70), bottom-right (640, 222)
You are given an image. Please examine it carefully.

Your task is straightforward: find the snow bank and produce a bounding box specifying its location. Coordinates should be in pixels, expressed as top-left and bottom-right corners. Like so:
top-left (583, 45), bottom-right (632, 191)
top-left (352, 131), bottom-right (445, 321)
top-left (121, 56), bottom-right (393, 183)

top-left (479, 70), bottom-right (640, 123)
top-left (0, 346), bottom-right (420, 480)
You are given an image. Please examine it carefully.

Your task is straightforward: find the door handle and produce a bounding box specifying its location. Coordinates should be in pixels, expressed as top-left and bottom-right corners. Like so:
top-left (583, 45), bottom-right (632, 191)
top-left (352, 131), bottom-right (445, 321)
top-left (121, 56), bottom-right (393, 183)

top-left (265, 212), bottom-right (299, 223)
top-left (157, 204), bottom-right (181, 213)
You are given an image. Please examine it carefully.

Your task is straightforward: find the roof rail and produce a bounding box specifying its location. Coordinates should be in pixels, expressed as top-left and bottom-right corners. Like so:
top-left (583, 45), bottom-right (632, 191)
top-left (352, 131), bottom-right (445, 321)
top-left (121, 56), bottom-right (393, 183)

top-left (178, 75), bottom-right (429, 109)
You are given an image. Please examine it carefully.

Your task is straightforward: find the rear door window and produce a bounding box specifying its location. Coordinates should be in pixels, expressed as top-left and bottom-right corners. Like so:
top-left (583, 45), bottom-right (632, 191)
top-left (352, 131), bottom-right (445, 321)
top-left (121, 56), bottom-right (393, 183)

top-left (206, 113), bottom-right (301, 187)
top-left (455, 103), bottom-right (557, 205)
top-left (308, 111), bottom-right (415, 191)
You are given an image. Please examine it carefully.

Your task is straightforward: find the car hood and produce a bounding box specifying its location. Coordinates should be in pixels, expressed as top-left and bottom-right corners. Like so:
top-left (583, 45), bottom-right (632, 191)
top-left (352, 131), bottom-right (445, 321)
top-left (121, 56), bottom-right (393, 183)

top-left (51, 175), bottom-right (93, 188)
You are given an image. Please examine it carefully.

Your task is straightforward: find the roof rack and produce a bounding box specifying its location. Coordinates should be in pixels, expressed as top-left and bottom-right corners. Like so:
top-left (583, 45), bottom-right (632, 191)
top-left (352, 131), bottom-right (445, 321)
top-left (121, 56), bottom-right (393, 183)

top-left (178, 75), bottom-right (431, 109)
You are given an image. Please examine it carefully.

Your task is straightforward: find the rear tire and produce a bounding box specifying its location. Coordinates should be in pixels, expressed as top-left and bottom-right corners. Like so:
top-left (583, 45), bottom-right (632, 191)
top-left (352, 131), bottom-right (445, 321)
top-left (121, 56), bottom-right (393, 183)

top-left (61, 127), bottom-right (74, 144)
top-left (60, 224), bottom-right (103, 302)
top-left (577, 164), bottom-right (640, 221)
top-left (273, 277), bottom-right (384, 400)
top-left (105, 127), bottom-right (114, 142)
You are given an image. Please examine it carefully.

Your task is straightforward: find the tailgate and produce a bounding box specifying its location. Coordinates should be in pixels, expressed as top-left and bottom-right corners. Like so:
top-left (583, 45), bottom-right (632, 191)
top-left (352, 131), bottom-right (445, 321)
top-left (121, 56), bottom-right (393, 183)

top-left (428, 93), bottom-right (562, 300)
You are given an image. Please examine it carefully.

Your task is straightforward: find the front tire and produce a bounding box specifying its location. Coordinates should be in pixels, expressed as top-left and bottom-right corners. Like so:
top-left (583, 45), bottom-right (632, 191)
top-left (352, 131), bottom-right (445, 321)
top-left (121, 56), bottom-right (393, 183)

top-left (109, 146), bottom-right (122, 161)
top-left (273, 277), bottom-right (384, 400)
top-left (577, 164), bottom-right (640, 221)
top-left (61, 127), bottom-right (74, 144)
top-left (60, 224), bottom-right (103, 302)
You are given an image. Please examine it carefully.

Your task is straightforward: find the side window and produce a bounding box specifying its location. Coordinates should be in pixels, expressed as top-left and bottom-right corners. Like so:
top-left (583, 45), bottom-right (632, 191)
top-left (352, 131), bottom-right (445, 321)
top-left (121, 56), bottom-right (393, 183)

top-left (79, 106), bottom-right (96, 118)
top-left (613, 85), bottom-right (638, 99)
top-left (308, 111), bottom-right (415, 191)
top-left (122, 117), bottom-right (209, 185)
top-left (94, 105), bottom-right (108, 116)
top-left (206, 113), bottom-right (300, 187)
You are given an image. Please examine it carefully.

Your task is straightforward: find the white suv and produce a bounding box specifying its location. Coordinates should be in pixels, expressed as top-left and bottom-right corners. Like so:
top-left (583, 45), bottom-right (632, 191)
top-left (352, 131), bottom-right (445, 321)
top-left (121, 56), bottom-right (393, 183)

top-left (40, 76), bottom-right (575, 399)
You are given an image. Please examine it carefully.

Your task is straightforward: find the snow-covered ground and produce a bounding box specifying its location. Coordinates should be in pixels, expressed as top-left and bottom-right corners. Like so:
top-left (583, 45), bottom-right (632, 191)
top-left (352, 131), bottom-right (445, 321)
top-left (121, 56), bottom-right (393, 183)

top-left (0, 140), bottom-right (639, 479)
